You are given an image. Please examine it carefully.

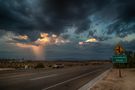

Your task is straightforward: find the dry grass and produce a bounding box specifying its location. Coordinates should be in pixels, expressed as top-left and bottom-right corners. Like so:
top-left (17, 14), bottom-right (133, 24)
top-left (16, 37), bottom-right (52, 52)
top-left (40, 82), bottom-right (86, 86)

top-left (91, 69), bottom-right (135, 90)
top-left (0, 61), bottom-right (111, 69)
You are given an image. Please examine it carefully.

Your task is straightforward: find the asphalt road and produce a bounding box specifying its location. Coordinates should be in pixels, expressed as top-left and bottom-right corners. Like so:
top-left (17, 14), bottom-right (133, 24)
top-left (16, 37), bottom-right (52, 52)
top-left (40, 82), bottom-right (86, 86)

top-left (0, 64), bottom-right (111, 90)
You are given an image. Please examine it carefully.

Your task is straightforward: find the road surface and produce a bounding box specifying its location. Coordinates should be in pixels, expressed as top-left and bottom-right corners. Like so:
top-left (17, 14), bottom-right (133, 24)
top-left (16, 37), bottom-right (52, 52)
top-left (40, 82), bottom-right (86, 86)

top-left (0, 64), bottom-right (111, 90)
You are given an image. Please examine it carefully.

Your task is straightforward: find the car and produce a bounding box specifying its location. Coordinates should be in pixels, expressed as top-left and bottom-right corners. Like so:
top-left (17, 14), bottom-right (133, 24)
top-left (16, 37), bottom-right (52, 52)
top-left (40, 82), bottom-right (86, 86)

top-left (52, 64), bottom-right (64, 68)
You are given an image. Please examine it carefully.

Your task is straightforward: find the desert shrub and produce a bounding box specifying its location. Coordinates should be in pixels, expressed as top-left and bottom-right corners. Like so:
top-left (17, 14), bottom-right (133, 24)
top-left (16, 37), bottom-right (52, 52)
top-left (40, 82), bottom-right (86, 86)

top-left (34, 63), bottom-right (45, 69)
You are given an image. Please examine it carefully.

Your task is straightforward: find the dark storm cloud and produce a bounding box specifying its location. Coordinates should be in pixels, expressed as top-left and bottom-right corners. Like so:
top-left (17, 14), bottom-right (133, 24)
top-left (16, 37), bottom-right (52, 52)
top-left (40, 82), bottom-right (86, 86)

top-left (0, 0), bottom-right (109, 35)
top-left (75, 19), bottom-right (91, 33)
top-left (126, 40), bottom-right (135, 51)
top-left (107, 0), bottom-right (135, 37)
top-left (0, 0), bottom-right (135, 40)
top-left (107, 21), bottom-right (135, 37)
top-left (0, 0), bottom-right (38, 34)
top-left (117, 0), bottom-right (135, 22)
top-left (42, 0), bottom-right (109, 33)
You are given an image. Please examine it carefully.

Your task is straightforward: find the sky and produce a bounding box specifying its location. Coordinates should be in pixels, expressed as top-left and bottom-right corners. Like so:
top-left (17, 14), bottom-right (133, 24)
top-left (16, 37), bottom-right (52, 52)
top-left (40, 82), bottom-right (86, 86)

top-left (0, 0), bottom-right (135, 60)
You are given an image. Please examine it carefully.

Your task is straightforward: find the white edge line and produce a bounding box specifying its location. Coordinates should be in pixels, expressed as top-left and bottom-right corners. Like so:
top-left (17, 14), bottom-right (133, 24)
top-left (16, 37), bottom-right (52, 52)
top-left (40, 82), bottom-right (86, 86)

top-left (42, 70), bottom-right (99, 90)
top-left (78, 68), bottom-right (112, 90)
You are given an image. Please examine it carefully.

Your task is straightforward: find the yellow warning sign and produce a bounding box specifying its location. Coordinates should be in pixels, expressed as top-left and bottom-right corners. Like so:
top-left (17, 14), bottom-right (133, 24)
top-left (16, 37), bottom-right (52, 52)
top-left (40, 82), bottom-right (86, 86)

top-left (115, 44), bottom-right (124, 55)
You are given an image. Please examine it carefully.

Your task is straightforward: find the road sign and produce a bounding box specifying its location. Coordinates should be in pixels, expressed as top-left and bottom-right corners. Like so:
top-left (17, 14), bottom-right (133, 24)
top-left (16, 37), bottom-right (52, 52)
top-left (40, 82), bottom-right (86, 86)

top-left (115, 44), bottom-right (124, 55)
top-left (113, 44), bottom-right (127, 78)
top-left (112, 55), bottom-right (127, 63)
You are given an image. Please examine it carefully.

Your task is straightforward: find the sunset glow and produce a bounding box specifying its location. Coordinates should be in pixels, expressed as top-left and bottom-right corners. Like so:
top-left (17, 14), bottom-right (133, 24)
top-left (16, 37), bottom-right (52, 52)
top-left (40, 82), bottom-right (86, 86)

top-left (13, 33), bottom-right (70, 60)
top-left (16, 43), bottom-right (45, 60)
top-left (85, 38), bottom-right (98, 43)
top-left (18, 35), bottom-right (28, 40)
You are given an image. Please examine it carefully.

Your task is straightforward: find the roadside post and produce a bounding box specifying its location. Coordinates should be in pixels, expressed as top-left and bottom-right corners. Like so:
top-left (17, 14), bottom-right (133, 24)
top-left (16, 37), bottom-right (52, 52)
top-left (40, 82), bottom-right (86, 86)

top-left (112, 44), bottom-right (127, 77)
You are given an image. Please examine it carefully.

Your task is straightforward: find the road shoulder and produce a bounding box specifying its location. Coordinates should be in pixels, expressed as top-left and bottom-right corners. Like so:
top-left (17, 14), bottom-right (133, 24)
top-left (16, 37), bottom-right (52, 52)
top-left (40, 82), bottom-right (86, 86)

top-left (79, 68), bottom-right (111, 90)
top-left (90, 69), bottom-right (135, 90)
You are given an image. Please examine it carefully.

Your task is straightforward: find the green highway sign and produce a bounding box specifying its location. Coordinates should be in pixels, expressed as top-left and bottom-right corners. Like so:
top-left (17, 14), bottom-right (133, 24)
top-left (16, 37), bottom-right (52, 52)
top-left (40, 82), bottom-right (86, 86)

top-left (112, 55), bottom-right (127, 63)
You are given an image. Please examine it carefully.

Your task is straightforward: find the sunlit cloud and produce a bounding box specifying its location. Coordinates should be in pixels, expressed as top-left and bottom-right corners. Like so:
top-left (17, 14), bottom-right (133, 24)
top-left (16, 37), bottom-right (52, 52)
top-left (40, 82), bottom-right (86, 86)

top-left (79, 38), bottom-right (98, 45)
top-left (18, 35), bottom-right (28, 40)
top-left (9, 33), bottom-right (70, 60)
top-left (79, 42), bottom-right (84, 45)
top-left (85, 38), bottom-right (98, 43)
top-left (16, 43), bottom-right (33, 48)
top-left (35, 33), bottom-right (50, 46)
top-left (35, 33), bottom-right (70, 46)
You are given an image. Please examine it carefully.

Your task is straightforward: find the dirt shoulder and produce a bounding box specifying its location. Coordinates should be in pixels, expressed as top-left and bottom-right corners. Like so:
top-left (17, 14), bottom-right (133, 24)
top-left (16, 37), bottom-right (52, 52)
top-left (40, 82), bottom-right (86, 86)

top-left (91, 69), bottom-right (135, 90)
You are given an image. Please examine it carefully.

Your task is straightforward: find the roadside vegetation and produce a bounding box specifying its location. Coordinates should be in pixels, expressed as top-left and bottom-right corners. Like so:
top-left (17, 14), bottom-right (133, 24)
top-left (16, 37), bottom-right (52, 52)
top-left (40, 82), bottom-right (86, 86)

top-left (0, 60), bottom-right (111, 69)
top-left (34, 63), bottom-right (45, 69)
